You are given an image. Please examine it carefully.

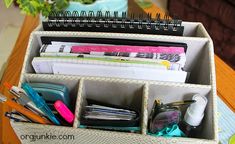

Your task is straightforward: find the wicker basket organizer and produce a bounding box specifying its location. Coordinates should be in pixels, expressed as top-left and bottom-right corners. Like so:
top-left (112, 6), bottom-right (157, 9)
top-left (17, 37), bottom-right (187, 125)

top-left (11, 22), bottom-right (218, 144)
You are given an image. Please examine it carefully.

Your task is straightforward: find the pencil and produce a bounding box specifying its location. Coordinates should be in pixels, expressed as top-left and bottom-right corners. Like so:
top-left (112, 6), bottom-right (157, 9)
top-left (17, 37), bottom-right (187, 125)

top-left (0, 94), bottom-right (52, 124)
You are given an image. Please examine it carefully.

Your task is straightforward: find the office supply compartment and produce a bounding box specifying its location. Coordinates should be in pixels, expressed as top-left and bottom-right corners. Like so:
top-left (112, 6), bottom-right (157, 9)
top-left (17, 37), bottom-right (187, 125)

top-left (11, 21), bottom-right (218, 143)
top-left (23, 31), bottom-right (210, 85)
top-left (12, 74), bottom-right (216, 143)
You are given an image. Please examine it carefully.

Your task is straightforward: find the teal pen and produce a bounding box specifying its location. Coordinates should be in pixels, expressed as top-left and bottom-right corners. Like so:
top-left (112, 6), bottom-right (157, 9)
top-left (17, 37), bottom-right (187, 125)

top-left (22, 83), bottom-right (60, 125)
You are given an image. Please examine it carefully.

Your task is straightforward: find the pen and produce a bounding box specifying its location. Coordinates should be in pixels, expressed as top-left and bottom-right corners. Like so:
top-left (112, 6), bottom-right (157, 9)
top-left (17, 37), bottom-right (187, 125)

top-left (5, 112), bottom-right (32, 122)
top-left (0, 93), bottom-right (51, 124)
top-left (4, 82), bottom-right (46, 116)
top-left (5, 114), bottom-right (27, 122)
top-left (22, 83), bottom-right (60, 125)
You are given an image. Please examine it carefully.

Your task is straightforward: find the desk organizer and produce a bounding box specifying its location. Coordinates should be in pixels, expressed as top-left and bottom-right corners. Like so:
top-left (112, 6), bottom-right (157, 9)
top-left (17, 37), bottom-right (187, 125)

top-left (11, 22), bottom-right (218, 143)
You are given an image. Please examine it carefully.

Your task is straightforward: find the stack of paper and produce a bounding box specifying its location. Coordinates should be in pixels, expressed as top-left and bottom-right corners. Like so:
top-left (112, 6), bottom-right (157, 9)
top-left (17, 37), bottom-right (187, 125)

top-left (84, 105), bottom-right (137, 121)
top-left (32, 41), bottom-right (188, 82)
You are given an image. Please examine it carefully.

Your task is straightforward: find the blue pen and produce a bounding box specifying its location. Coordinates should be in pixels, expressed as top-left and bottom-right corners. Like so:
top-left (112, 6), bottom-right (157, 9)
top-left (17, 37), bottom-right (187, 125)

top-left (22, 83), bottom-right (60, 125)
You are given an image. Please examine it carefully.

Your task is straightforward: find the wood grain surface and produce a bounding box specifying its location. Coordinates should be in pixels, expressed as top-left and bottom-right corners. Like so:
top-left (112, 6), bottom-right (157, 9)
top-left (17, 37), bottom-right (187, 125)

top-left (0, 16), bottom-right (39, 144)
top-left (0, 2), bottom-right (234, 144)
top-left (215, 55), bottom-right (235, 112)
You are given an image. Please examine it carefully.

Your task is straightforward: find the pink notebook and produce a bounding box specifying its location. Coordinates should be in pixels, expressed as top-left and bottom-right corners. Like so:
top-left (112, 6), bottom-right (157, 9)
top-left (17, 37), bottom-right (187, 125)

top-left (71, 45), bottom-right (184, 54)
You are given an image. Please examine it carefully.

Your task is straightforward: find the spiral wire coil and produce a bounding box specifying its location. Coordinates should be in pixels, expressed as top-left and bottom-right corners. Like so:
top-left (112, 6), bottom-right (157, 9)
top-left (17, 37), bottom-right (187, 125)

top-left (47, 11), bottom-right (182, 31)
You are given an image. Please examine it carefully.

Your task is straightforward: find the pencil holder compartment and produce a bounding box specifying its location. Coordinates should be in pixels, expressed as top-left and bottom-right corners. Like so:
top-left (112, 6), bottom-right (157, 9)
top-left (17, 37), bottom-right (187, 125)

top-left (147, 83), bottom-right (214, 140)
top-left (76, 79), bottom-right (146, 133)
top-left (18, 74), bottom-right (81, 127)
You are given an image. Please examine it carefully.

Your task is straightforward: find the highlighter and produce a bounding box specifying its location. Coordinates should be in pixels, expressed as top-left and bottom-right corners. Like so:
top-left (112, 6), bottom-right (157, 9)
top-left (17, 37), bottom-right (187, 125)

top-left (54, 100), bottom-right (74, 124)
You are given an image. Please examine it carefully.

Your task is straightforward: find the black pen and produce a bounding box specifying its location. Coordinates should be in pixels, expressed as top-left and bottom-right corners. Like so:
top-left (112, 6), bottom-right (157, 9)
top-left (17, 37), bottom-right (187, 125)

top-left (5, 112), bottom-right (32, 122)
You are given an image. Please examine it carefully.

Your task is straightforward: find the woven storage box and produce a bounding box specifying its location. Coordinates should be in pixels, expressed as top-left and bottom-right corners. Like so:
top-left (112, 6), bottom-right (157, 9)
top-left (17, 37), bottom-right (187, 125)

top-left (11, 22), bottom-right (218, 144)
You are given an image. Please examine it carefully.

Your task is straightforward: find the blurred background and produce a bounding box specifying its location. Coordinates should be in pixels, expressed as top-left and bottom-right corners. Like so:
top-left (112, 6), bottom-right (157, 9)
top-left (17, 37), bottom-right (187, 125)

top-left (0, 0), bottom-right (24, 79)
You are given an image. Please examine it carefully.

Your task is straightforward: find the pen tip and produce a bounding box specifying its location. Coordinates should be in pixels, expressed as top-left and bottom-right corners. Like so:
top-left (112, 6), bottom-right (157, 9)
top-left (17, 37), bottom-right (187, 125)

top-left (0, 93), bottom-right (7, 102)
top-left (4, 82), bottom-right (12, 90)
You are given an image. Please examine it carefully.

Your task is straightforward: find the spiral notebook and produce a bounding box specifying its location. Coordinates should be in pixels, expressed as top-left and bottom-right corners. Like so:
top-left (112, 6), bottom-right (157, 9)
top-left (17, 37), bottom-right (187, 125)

top-left (42, 11), bottom-right (184, 36)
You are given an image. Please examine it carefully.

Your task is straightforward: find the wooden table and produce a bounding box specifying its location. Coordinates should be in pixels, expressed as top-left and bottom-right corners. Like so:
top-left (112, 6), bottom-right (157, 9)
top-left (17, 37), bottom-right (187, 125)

top-left (0, 3), bottom-right (235, 144)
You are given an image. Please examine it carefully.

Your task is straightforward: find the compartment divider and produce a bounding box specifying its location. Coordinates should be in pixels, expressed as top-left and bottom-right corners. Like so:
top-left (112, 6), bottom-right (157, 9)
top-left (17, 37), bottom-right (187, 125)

top-left (141, 83), bottom-right (149, 135)
top-left (73, 78), bottom-right (84, 128)
top-left (23, 74), bottom-right (212, 89)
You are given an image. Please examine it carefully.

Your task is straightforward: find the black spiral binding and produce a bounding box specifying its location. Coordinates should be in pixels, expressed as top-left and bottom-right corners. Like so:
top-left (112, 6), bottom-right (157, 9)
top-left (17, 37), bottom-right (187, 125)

top-left (43, 11), bottom-right (184, 36)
